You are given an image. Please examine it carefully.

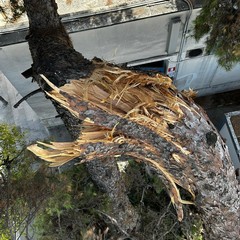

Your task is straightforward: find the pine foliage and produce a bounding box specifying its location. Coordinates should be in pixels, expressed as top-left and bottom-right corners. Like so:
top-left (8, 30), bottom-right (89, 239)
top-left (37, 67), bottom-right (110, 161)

top-left (194, 0), bottom-right (240, 70)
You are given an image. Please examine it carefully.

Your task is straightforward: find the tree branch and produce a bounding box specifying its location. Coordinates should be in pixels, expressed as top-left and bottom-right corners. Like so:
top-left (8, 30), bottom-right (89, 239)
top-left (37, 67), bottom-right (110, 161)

top-left (28, 66), bottom-right (240, 238)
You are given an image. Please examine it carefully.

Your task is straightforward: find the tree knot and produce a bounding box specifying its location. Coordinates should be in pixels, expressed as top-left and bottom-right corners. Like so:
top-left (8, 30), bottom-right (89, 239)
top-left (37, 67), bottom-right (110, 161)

top-left (206, 131), bottom-right (217, 147)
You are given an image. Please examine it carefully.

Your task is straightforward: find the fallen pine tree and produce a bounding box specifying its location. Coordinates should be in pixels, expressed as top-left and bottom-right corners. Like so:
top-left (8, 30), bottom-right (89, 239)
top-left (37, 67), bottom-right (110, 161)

top-left (9, 0), bottom-right (239, 238)
top-left (28, 59), bottom-right (240, 239)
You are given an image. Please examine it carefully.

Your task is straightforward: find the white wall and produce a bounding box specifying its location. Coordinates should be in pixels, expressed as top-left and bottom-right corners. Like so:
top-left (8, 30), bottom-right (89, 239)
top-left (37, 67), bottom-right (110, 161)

top-left (1, 8), bottom-right (240, 130)
top-left (0, 72), bottom-right (49, 142)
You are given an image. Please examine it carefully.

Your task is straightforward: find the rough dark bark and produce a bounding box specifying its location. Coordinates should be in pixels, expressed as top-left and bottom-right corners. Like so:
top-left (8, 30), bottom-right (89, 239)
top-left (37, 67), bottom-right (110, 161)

top-left (23, 0), bottom-right (139, 235)
top-left (32, 67), bottom-right (240, 240)
top-left (23, 0), bottom-right (240, 239)
top-left (61, 76), bottom-right (240, 237)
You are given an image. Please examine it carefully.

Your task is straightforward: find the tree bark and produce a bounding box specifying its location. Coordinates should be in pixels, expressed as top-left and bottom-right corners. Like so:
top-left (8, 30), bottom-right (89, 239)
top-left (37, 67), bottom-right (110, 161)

top-left (31, 66), bottom-right (240, 240)
top-left (30, 65), bottom-right (240, 239)
top-left (23, 0), bottom-right (139, 235)
top-left (23, 0), bottom-right (240, 239)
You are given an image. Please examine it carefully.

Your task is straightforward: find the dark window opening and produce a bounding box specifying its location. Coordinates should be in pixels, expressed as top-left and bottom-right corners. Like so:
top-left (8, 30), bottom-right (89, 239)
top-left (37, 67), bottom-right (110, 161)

top-left (187, 48), bottom-right (204, 58)
top-left (132, 60), bottom-right (167, 74)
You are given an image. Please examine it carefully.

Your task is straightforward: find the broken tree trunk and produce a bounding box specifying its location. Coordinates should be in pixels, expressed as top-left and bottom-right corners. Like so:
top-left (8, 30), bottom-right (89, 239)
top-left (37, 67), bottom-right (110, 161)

top-left (28, 60), bottom-right (240, 239)
top-left (23, 0), bottom-right (240, 239)
top-left (23, 0), bottom-right (139, 234)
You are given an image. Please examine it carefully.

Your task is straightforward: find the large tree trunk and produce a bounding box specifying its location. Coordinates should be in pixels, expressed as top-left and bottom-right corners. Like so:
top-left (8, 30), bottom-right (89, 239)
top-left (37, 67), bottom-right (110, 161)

top-left (30, 63), bottom-right (240, 240)
top-left (23, 0), bottom-right (139, 235)
top-left (23, 0), bottom-right (240, 239)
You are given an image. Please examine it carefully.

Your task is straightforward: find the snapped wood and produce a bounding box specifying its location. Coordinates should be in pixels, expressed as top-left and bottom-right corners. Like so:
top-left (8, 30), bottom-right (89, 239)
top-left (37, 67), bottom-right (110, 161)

top-left (28, 61), bottom-right (197, 221)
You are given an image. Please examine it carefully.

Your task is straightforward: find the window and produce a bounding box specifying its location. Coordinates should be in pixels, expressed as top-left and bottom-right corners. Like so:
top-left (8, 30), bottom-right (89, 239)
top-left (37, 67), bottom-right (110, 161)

top-left (131, 60), bottom-right (167, 74)
top-left (186, 48), bottom-right (204, 58)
